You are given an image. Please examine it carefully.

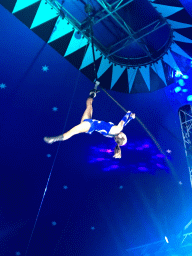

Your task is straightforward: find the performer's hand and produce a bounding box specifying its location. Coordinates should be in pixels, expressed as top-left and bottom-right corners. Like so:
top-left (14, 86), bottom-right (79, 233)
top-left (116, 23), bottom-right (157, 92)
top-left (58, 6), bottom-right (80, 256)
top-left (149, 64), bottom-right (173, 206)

top-left (131, 113), bottom-right (135, 119)
top-left (95, 81), bottom-right (100, 86)
top-left (113, 152), bottom-right (121, 158)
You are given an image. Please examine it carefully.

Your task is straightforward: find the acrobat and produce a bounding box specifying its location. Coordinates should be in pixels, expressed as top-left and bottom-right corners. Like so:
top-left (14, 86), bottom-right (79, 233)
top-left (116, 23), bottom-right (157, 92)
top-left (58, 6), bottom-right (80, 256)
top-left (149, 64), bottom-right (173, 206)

top-left (44, 81), bottom-right (135, 158)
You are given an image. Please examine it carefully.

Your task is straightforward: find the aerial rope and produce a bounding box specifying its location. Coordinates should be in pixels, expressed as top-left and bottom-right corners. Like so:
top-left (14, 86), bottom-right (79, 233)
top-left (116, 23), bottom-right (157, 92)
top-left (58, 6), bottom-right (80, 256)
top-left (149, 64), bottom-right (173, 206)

top-left (89, 19), bottom-right (98, 83)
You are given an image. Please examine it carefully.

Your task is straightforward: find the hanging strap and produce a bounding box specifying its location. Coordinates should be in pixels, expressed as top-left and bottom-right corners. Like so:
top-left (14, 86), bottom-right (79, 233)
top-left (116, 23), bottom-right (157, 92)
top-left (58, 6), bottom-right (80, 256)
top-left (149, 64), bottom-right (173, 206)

top-left (89, 19), bottom-right (98, 83)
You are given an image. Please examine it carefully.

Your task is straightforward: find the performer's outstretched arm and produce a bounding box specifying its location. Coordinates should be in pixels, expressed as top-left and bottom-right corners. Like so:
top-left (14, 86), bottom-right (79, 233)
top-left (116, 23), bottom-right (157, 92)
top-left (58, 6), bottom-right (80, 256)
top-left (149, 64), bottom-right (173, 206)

top-left (117, 111), bottom-right (135, 131)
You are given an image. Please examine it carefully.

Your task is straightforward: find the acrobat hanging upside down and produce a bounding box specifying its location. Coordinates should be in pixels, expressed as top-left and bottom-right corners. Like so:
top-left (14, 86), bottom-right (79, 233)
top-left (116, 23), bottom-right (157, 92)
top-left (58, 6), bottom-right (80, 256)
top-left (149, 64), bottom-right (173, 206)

top-left (44, 81), bottom-right (135, 158)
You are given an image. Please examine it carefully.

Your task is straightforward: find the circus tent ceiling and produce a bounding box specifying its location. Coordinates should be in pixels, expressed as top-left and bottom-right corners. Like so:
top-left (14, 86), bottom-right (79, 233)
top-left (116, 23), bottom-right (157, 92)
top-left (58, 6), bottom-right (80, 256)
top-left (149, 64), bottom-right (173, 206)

top-left (1, 0), bottom-right (192, 93)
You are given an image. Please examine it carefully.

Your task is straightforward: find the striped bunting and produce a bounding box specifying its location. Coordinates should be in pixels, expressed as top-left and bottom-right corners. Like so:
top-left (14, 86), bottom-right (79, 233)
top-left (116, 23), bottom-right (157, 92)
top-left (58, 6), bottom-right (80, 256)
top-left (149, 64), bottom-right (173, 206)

top-left (48, 17), bottom-right (73, 44)
top-left (163, 50), bottom-right (180, 71)
top-left (97, 57), bottom-right (113, 79)
top-left (80, 44), bottom-right (101, 70)
top-left (13, 0), bottom-right (40, 13)
top-left (167, 19), bottom-right (192, 29)
top-left (171, 42), bottom-right (192, 60)
top-left (139, 66), bottom-right (150, 91)
top-left (64, 31), bottom-right (88, 57)
top-left (30, 0), bottom-right (59, 29)
top-left (111, 65), bottom-right (126, 89)
top-left (127, 68), bottom-right (138, 93)
top-left (173, 31), bottom-right (192, 43)
top-left (151, 61), bottom-right (167, 86)
top-left (151, 3), bottom-right (183, 17)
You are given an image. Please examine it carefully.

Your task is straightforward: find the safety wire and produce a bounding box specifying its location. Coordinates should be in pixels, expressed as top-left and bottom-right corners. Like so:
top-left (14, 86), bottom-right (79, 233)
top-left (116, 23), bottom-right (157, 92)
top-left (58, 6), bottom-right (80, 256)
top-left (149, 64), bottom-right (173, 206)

top-left (90, 15), bottom-right (98, 82)
top-left (25, 35), bottom-right (89, 256)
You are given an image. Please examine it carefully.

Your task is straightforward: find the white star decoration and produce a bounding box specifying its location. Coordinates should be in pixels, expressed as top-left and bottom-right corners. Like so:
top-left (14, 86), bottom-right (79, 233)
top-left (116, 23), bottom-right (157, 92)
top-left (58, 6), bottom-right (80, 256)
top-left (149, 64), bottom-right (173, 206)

top-left (166, 149), bottom-right (172, 154)
top-left (52, 221), bottom-right (57, 226)
top-left (42, 65), bottom-right (49, 72)
top-left (52, 107), bottom-right (58, 111)
top-left (0, 83), bottom-right (6, 89)
top-left (63, 185), bottom-right (68, 189)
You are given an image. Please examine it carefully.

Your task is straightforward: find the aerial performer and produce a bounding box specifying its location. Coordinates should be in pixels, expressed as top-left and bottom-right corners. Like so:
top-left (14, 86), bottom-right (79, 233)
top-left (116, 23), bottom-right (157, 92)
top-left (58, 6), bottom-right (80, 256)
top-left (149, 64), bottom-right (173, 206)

top-left (44, 81), bottom-right (135, 158)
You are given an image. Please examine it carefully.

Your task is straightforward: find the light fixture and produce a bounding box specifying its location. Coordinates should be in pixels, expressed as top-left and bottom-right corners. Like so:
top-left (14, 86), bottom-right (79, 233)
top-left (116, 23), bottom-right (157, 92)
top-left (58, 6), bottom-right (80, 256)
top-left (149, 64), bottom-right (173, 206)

top-left (174, 87), bottom-right (181, 93)
top-left (165, 236), bottom-right (169, 243)
top-left (175, 70), bottom-right (182, 78)
top-left (178, 79), bottom-right (185, 86)
top-left (182, 75), bottom-right (189, 79)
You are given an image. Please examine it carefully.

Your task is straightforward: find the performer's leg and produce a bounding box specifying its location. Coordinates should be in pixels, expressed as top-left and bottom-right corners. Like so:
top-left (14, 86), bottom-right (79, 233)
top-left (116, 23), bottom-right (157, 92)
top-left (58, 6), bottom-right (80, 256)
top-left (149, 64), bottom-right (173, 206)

top-left (80, 97), bottom-right (93, 123)
top-left (44, 82), bottom-right (100, 144)
top-left (63, 122), bottom-right (90, 140)
top-left (44, 122), bottom-right (90, 144)
top-left (80, 81), bottom-right (100, 123)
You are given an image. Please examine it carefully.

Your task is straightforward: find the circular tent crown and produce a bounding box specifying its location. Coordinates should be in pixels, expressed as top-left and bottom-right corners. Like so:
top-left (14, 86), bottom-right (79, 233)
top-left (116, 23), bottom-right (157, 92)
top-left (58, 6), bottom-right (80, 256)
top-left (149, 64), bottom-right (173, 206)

top-left (4, 0), bottom-right (192, 93)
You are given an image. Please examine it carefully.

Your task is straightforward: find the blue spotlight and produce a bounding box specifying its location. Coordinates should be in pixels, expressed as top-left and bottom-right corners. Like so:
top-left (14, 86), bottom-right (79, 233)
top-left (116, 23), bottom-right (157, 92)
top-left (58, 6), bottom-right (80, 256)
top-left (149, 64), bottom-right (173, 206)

top-left (187, 95), bottom-right (192, 101)
top-left (178, 79), bottom-right (185, 86)
top-left (175, 70), bottom-right (182, 77)
top-left (182, 75), bottom-right (189, 80)
top-left (174, 87), bottom-right (181, 93)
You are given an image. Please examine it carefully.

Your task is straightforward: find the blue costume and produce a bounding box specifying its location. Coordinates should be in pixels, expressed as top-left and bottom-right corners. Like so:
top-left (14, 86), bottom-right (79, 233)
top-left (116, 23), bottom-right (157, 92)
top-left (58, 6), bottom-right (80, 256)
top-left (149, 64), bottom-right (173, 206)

top-left (84, 112), bottom-right (133, 138)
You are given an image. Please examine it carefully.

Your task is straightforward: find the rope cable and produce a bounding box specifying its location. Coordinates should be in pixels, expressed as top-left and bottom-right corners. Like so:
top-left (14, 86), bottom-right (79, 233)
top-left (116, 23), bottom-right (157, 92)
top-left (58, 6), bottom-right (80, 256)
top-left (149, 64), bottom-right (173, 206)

top-left (127, 67), bottom-right (138, 94)
top-left (89, 17), bottom-right (98, 82)
top-left (25, 37), bottom-right (89, 256)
